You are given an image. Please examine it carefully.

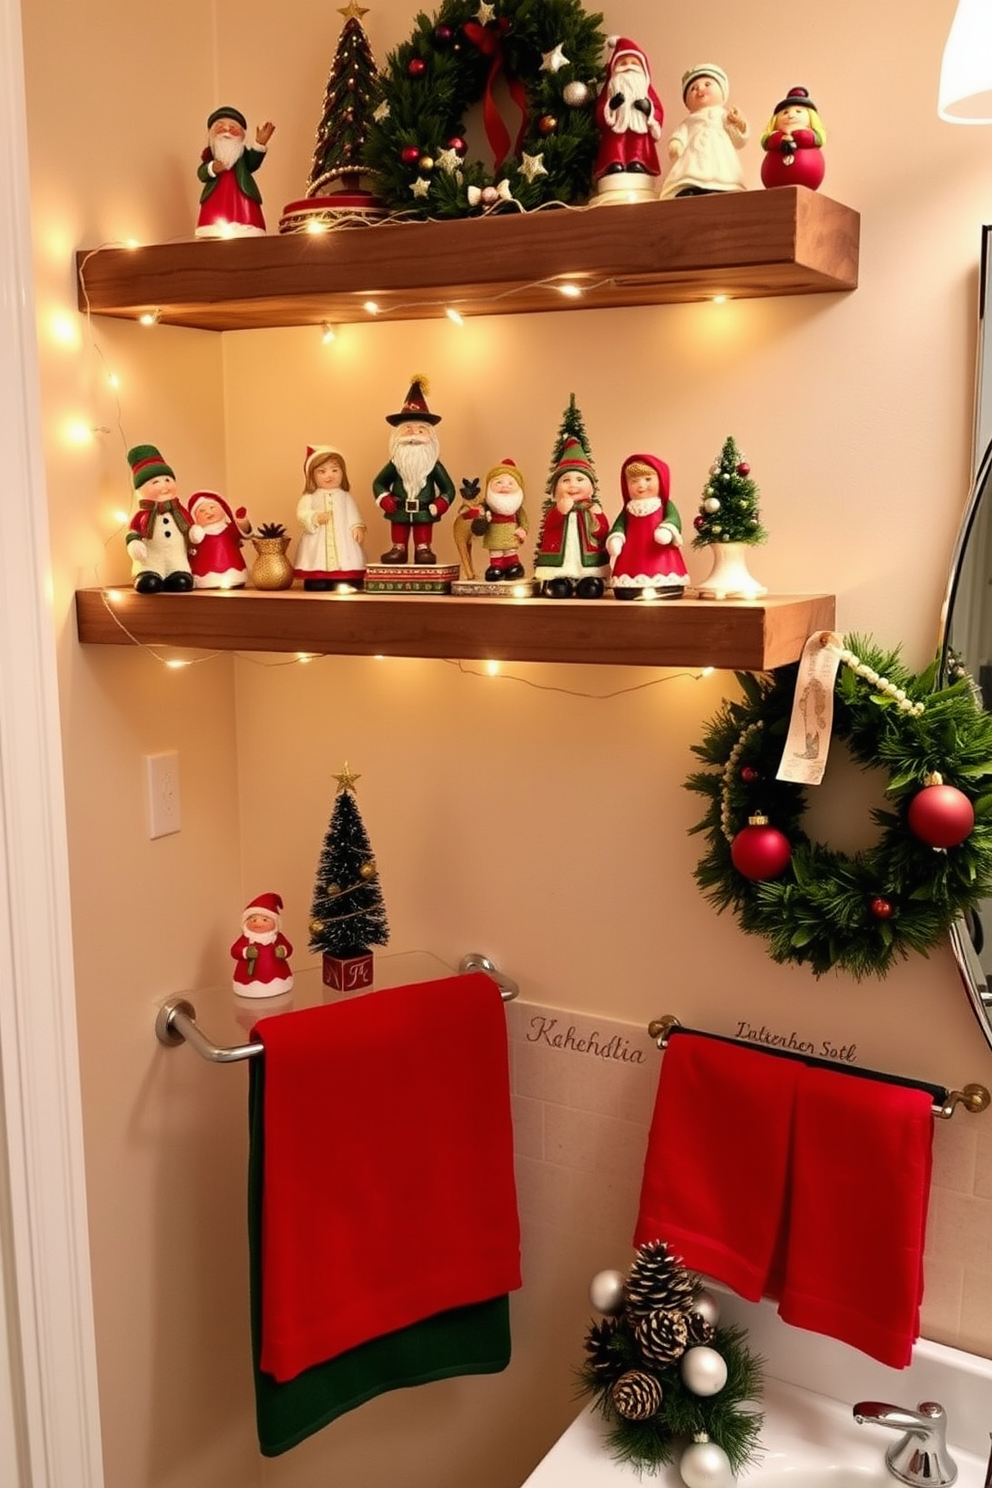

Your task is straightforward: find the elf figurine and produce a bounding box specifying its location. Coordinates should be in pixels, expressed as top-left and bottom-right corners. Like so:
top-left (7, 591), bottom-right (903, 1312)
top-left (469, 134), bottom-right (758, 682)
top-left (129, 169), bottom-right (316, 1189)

top-left (760, 86), bottom-right (826, 191)
top-left (533, 437), bottom-right (610, 599)
top-left (373, 375), bottom-right (455, 564)
top-left (230, 891), bottom-right (294, 998)
top-left (460, 459), bottom-right (529, 582)
top-left (187, 491), bottom-right (252, 588)
top-left (195, 105), bottom-right (275, 238)
top-left (124, 444), bottom-right (203, 593)
top-left (607, 453), bottom-right (688, 600)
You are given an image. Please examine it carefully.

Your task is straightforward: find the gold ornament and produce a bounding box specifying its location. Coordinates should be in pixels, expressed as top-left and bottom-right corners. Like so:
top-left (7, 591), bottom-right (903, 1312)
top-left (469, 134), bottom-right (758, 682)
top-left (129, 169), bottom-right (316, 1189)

top-left (360, 859), bottom-right (378, 881)
top-left (337, 1), bottom-right (369, 16)
top-left (334, 761), bottom-right (362, 794)
top-left (309, 918), bottom-right (324, 934)
top-left (419, 154), bottom-right (435, 171)
top-left (324, 883), bottom-right (342, 898)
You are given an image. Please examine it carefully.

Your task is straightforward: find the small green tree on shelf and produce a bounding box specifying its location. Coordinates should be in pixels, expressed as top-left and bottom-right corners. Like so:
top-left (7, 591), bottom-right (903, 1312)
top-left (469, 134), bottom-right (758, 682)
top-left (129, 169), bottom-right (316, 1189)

top-left (308, 762), bottom-right (389, 991)
top-left (692, 436), bottom-right (768, 548)
top-left (306, 2), bottom-right (382, 200)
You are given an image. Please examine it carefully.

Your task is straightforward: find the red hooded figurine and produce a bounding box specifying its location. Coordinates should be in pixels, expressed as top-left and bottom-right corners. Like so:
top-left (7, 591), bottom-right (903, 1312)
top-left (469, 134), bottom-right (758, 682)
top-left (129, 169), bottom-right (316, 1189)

top-left (606, 452), bottom-right (689, 599)
top-left (231, 892), bottom-right (294, 998)
top-left (187, 490), bottom-right (252, 589)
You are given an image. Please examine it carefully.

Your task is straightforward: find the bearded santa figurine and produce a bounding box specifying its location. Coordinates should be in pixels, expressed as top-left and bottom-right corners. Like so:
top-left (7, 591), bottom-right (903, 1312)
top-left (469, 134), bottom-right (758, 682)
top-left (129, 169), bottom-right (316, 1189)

top-left (231, 892), bottom-right (294, 998)
top-left (372, 375), bottom-right (456, 564)
top-left (187, 491), bottom-right (252, 588)
top-left (196, 106), bottom-right (275, 238)
top-left (593, 37), bottom-right (664, 183)
top-left (607, 452), bottom-right (688, 600)
top-left (476, 459), bottom-right (529, 581)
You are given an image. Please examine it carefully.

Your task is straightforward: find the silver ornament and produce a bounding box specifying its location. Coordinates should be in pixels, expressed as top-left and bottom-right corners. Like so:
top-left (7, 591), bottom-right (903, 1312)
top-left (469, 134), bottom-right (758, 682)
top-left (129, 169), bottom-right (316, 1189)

top-left (691, 1287), bottom-right (721, 1328)
top-left (588, 1268), bottom-right (626, 1315)
top-left (679, 1436), bottom-right (733, 1488)
top-left (680, 1344), bottom-right (728, 1396)
top-left (562, 80), bottom-right (591, 107)
top-left (703, 497), bottom-right (721, 513)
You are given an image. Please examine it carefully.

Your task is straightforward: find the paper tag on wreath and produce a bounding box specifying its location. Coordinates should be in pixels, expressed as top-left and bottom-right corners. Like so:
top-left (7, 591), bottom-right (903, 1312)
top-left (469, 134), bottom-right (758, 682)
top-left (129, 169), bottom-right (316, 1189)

top-left (776, 630), bottom-right (845, 786)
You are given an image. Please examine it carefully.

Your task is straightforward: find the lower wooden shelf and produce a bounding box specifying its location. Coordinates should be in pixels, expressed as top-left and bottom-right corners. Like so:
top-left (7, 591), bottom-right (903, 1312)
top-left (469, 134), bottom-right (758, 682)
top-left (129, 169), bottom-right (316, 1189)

top-left (75, 587), bottom-right (836, 671)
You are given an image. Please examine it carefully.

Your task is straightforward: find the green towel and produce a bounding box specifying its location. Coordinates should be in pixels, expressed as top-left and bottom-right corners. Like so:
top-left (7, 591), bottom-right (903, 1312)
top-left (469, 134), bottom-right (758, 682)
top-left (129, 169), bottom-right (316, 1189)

top-left (249, 1058), bottom-right (512, 1456)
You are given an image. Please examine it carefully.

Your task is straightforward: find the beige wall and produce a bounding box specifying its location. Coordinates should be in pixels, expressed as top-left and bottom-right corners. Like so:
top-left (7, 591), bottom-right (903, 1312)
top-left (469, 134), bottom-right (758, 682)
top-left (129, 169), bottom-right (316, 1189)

top-left (21, 0), bottom-right (992, 1484)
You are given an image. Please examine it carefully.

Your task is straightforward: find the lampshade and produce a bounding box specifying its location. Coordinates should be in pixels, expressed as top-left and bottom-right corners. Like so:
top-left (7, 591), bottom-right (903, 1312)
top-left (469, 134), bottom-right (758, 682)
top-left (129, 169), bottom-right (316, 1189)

top-left (939, 0), bottom-right (992, 122)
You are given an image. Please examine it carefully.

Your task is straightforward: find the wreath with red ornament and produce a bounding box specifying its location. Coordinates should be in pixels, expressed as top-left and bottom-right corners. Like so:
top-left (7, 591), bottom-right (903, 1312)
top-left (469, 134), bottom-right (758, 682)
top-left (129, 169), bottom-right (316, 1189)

top-left (362, 0), bottom-right (606, 219)
top-left (685, 634), bottom-right (992, 980)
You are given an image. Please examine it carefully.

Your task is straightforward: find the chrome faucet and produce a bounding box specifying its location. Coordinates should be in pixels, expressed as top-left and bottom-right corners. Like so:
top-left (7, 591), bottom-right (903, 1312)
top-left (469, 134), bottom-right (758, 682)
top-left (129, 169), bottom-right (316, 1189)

top-left (853, 1400), bottom-right (957, 1487)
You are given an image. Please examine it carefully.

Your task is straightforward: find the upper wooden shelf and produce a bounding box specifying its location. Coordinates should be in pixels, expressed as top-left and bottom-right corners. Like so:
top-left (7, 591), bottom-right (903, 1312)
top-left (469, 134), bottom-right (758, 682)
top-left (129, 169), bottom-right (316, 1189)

top-left (75, 187), bottom-right (859, 331)
top-left (74, 588), bottom-right (836, 672)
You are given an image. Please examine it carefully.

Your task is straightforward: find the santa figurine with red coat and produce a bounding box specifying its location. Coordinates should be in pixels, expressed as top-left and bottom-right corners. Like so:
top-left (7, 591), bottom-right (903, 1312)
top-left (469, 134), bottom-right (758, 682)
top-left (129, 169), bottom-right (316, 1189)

top-left (593, 36), bottom-right (664, 184)
top-left (607, 452), bottom-right (688, 600)
top-left (231, 892), bottom-right (294, 998)
top-left (187, 491), bottom-right (253, 588)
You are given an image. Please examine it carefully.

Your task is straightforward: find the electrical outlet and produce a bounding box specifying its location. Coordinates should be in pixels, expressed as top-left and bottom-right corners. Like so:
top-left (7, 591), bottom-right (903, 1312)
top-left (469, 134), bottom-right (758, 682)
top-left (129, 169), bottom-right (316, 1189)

top-left (145, 752), bottom-right (181, 838)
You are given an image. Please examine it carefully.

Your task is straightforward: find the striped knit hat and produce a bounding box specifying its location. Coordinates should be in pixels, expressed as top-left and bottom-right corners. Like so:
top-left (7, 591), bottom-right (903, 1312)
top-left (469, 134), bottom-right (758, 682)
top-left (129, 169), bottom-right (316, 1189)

top-left (128, 444), bottom-right (175, 489)
top-left (551, 436), bottom-right (596, 489)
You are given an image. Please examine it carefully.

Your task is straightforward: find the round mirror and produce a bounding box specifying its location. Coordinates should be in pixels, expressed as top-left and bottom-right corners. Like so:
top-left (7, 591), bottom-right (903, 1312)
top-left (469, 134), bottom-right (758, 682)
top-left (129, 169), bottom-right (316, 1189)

top-left (938, 439), bottom-right (992, 1046)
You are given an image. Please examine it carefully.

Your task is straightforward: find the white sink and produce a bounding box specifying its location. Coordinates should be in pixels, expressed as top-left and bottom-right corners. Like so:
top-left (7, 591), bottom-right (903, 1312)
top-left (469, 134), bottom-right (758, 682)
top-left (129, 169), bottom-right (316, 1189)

top-left (520, 1291), bottom-right (992, 1486)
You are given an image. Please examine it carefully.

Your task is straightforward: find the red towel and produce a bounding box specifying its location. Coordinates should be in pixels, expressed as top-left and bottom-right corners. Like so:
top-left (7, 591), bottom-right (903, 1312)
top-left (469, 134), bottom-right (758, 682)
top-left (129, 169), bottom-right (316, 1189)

top-left (254, 972), bottom-right (521, 1384)
top-left (777, 1067), bottom-right (933, 1369)
top-left (633, 1032), bottom-right (800, 1298)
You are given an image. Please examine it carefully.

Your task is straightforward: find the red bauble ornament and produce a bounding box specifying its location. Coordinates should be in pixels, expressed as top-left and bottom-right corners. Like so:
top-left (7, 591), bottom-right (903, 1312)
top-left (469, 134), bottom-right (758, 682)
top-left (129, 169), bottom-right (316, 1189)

top-left (870, 897), bottom-right (894, 920)
top-left (693, 514), bottom-right (705, 530)
top-left (400, 145), bottom-right (420, 165)
top-left (434, 23), bottom-right (453, 43)
top-left (407, 57), bottom-right (427, 77)
top-left (907, 776), bottom-right (975, 849)
top-left (538, 114), bottom-right (558, 135)
top-left (730, 815), bottom-right (792, 881)
top-left (737, 461), bottom-right (750, 476)
top-left (448, 136), bottom-right (468, 157)
top-left (740, 766), bottom-right (761, 784)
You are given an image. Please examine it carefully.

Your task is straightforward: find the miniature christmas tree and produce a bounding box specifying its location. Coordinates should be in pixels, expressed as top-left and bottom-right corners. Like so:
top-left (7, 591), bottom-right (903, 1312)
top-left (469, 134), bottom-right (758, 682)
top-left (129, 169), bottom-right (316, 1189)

top-left (279, 3), bottom-right (385, 230)
top-left (307, 762), bottom-right (389, 991)
top-left (692, 436), bottom-right (768, 548)
top-left (692, 436), bottom-right (769, 599)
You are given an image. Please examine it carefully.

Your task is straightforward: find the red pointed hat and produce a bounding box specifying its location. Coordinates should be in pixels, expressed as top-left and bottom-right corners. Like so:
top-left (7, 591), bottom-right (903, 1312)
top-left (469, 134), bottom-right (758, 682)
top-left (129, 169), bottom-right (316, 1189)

top-left (243, 892), bottom-right (283, 923)
top-left (188, 490), bottom-right (236, 524)
top-left (607, 36), bottom-right (650, 75)
top-left (386, 373), bottom-right (442, 426)
top-left (551, 436), bottom-right (597, 489)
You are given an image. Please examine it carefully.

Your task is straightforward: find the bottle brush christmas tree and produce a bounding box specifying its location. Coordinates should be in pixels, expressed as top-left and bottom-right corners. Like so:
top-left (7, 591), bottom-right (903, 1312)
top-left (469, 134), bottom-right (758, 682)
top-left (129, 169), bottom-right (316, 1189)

top-left (308, 762), bottom-right (389, 991)
top-left (692, 436), bottom-right (769, 600)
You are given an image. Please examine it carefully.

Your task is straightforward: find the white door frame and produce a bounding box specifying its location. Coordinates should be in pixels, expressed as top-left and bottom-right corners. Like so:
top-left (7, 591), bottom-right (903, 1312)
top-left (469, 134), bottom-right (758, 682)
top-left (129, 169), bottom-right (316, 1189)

top-left (0, 0), bottom-right (104, 1482)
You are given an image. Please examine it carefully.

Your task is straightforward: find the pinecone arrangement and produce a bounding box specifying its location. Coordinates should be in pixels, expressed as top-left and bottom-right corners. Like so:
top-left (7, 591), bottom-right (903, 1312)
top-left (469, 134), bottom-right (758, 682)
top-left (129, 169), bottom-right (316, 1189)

top-left (579, 1240), bottom-right (763, 1486)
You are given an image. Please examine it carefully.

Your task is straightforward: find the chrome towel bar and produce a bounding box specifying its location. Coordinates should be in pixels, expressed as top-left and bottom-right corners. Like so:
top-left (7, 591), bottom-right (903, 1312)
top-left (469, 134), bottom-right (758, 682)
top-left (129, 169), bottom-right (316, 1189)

top-left (647, 1014), bottom-right (991, 1121)
top-left (155, 953), bottom-right (518, 1064)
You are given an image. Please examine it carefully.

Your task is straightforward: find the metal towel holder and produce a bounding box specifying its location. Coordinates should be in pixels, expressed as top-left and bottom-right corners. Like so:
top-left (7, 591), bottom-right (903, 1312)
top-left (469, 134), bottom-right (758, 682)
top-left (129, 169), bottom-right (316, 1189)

top-left (647, 1014), bottom-right (991, 1121)
top-left (154, 953), bottom-right (518, 1065)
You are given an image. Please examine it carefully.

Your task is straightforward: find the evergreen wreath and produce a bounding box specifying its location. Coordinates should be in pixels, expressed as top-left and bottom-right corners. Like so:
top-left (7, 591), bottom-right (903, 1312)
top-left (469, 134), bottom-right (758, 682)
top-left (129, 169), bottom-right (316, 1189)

top-left (363, 0), bottom-right (605, 219)
top-left (579, 1242), bottom-right (764, 1479)
top-left (686, 635), bottom-right (992, 980)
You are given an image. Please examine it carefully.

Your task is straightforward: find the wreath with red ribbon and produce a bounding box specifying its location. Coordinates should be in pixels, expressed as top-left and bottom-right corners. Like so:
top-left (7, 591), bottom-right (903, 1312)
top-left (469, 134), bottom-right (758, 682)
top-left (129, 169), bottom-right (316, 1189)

top-left (363, 0), bottom-right (606, 219)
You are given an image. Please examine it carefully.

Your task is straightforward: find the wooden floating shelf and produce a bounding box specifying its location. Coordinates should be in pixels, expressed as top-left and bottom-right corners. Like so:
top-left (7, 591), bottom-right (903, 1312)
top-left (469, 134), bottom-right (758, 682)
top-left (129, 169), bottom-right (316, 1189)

top-left (74, 588), bottom-right (836, 672)
top-left (75, 187), bottom-right (859, 331)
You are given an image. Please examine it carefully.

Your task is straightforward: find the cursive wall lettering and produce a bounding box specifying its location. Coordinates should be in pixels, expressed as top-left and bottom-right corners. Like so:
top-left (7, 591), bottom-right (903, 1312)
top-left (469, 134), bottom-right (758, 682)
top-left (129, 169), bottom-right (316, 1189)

top-left (526, 1015), bottom-right (647, 1064)
top-left (735, 1019), bottom-right (858, 1063)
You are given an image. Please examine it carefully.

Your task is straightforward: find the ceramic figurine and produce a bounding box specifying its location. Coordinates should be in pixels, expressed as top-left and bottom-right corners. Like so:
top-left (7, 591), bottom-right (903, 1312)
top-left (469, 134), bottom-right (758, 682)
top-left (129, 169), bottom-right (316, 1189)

top-left (533, 437), bottom-right (610, 599)
top-left (293, 446), bottom-right (367, 591)
top-left (187, 491), bottom-right (252, 589)
top-left (471, 459), bottom-right (529, 582)
top-left (372, 375), bottom-right (455, 564)
top-left (658, 65), bottom-right (748, 199)
top-left (124, 444), bottom-right (202, 593)
top-left (231, 891), bottom-right (294, 998)
top-left (196, 105), bottom-right (275, 238)
top-left (760, 86), bottom-right (826, 191)
top-left (593, 36), bottom-right (664, 185)
top-left (453, 477), bottom-right (483, 579)
top-left (607, 453), bottom-right (688, 600)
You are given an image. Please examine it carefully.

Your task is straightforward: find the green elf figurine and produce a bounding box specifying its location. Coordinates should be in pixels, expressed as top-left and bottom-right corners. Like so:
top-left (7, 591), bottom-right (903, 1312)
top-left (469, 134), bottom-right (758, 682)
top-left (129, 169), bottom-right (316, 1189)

top-left (196, 105), bottom-right (275, 238)
top-left (372, 374), bottom-right (456, 564)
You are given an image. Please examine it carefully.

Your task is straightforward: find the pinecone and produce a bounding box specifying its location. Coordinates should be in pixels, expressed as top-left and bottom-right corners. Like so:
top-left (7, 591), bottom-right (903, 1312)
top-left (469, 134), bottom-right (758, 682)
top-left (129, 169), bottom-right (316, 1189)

top-left (624, 1241), bottom-right (696, 1317)
top-left (583, 1316), bottom-right (624, 1382)
top-left (633, 1307), bottom-right (689, 1366)
top-left (611, 1368), bottom-right (664, 1421)
top-left (686, 1309), bottom-right (716, 1346)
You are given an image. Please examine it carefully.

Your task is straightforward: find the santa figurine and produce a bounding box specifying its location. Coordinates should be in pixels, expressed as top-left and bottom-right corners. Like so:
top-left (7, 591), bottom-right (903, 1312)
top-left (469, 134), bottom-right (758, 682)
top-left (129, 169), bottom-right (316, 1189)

top-left (196, 105), bottom-right (274, 238)
top-left (593, 36), bottom-right (664, 196)
top-left (465, 459), bottom-right (529, 582)
top-left (607, 453), bottom-right (688, 600)
top-left (230, 892), bottom-right (294, 998)
top-left (760, 86), bottom-right (826, 191)
top-left (124, 444), bottom-right (203, 593)
top-left (372, 374), bottom-right (455, 564)
top-left (187, 491), bottom-right (252, 588)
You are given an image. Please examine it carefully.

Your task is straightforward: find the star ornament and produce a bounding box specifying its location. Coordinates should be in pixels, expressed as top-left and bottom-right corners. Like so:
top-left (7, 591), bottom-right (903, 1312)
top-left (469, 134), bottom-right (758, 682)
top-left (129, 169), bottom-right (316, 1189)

top-left (436, 146), bottom-right (462, 174)
top-left (337, 1), bottom-right (369, 16)
top-left (540, 44), bottom-right (569, 73)
top-left (475, 2), bottom-right (496, 23)
top-left (518, 152), bottom-right (548, 182)
top-left (410, 176), bottom-right (431, 198)
top-left (334, 761), bottom-right (362, 794)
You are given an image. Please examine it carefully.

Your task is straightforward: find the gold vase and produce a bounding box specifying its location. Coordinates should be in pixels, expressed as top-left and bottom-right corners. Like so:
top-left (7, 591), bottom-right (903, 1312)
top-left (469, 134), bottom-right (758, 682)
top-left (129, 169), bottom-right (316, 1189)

top-left (250, 536), bottom-right (294, 590)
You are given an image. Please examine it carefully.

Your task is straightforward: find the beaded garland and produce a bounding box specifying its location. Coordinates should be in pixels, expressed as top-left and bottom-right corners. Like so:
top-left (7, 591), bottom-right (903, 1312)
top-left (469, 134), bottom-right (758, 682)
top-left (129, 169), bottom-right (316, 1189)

top-left (686, 635), bottom-right (992, 980)
top-left (362, 0), bottom-right (606, 219)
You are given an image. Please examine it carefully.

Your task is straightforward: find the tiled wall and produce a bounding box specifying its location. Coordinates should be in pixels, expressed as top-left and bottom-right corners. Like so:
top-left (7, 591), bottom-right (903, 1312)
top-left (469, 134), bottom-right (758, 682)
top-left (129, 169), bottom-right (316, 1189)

top-left (505, 999), bottom-right (992, 1367)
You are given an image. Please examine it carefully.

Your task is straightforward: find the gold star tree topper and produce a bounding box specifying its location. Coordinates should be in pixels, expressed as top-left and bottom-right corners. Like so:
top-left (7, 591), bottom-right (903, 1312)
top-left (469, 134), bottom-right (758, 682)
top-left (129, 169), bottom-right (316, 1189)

top-left (334, 761), bottom-right (362, 793)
